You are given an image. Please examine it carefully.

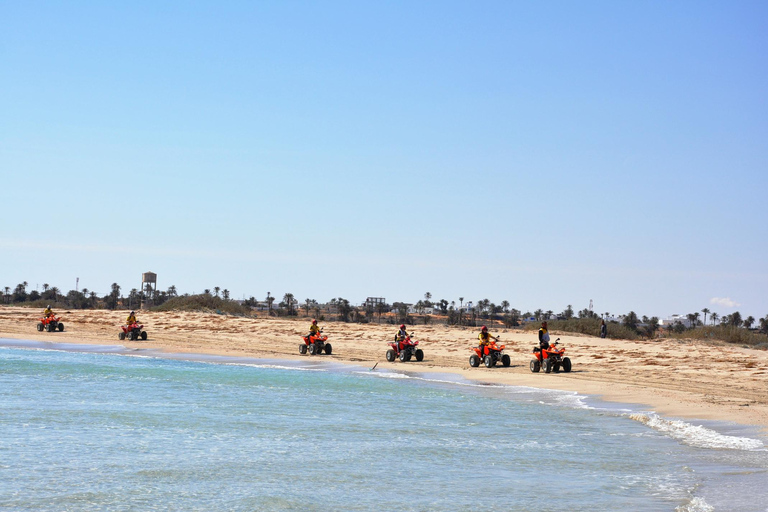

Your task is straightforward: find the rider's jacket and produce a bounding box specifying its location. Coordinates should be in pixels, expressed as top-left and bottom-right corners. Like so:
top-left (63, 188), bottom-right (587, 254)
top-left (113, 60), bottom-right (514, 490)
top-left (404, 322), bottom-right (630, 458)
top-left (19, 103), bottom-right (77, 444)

top-left (478, 331), bottom-right (492, 345)
top-left (44, 308), bottom-right (53, 317)
top-left (395, 329), bottom-right (408, 342)
top-left (538, 327), bottom-right (550, 348)
top-left (309, 324), bottom-right (320, 335)
top-left (126, 314), bottom-right (137, 324)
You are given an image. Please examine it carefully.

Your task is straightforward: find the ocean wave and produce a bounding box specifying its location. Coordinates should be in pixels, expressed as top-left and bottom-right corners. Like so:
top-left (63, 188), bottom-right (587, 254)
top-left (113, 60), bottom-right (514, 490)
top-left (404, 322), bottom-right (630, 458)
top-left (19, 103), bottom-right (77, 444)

top-left (629, 413), bottom-right (765, 451)
top-left (675, 496), bottom-right (714, 512)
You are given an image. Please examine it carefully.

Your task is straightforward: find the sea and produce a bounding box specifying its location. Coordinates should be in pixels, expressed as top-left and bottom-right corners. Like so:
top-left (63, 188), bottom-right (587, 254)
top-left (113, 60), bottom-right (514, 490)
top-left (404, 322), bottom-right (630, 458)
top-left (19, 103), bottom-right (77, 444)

top-left (1, 339), bottom-right (766, 512)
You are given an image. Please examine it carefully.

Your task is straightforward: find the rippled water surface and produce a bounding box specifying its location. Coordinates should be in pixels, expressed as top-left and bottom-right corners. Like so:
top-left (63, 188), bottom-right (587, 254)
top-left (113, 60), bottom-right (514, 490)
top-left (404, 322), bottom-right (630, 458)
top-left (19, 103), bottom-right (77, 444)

top-left (1, 342), bottom-right (766, 511)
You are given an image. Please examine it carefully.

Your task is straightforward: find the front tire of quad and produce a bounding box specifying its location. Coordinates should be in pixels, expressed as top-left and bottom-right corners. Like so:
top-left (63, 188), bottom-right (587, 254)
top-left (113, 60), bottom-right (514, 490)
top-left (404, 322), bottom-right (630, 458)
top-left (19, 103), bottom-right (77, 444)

top-left (130, 330), bottom-right (138, 341)
top-left (46, 323), bottom-right (54, 332)
top-left (58, 323), bottom-right (64, 331)
top-left (399, 350), bottom-right (409, 362)
top-left (299, 344), bottom-right (307, 355)
top-left (37, 323), bottom-right (44, 332)
top-left (562, 357), bottom-right (572, 373)
top-left (544, 358), bottom-right (552, 373)
top-left (308, 343), bottom-right (317, 355)
top-left (484, 355), bottom-right (495, 368)
top-left (415, 349), bottom-right (424, 362)
top-left (469, 354), bottom-right (480, 367)
top-left (530, 359), bottom-right (540, 372)
top-left (324, 343), bottom-right (332, 355)
top-left (119, 332), bottom-right (126, 341)
top-left (501, 354), bottom-right (511, 367)
top-left (386, 349), bottom-right (396, 362)
top-left (140, 331), bottom-right (147, 340)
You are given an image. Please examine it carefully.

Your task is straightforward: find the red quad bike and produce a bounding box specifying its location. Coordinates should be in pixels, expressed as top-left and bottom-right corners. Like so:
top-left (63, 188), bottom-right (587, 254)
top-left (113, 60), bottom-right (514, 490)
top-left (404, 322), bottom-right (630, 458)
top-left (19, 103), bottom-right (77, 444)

top-left (37, 316), bottom-right (64, 332)
top-left (299, 330), bottom-right (332, 355)
top-left (469, 339), bottom-right (510, 368)
top-left (119, 322), bottom-right (147, 341)
top-left (386, 335), bottom-right (424, 362)
top-left (530, 338), bottom-right (572, 373)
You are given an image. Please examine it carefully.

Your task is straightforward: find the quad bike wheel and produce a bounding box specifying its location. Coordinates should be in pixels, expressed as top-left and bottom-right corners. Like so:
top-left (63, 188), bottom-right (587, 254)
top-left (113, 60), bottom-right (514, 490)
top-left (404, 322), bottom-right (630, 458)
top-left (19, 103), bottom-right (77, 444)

top-left (119, 332), bottom-right (126, 341)
top-left (386, 349), bottom-right (396, 362)
top-left (530, 359), bottom-right (540, 373)
top-left (308, 343), bottom-right (317, 355)
top-left (562, 357), bottom-right (572, 373)
top-left (324, 343), bottom-right (332, 355)
top-left (130, 330), bottom-right (138, 341)
top-left (484, 355), bottom-right (495, 368)
top-left (415, 349), bottom-right (424, 362)
top-left (58, 323), bottom-right (64, 331)
top-left (501, 354), bottom-right (511, 367)
top-left (544, 358), bottom-right (552, 373)
top-left (299, 344), bottom-right (307, 355)
top-left (140, 331), bottom-right (147, 340)
top-left (37, 323), bottom-right (44, 332)
top-left (469, 354), bottom-right (480, 367)
top-left (553, 362), bottom-right (561, 372)
top-left (399, 350), bottom-right (409, 362)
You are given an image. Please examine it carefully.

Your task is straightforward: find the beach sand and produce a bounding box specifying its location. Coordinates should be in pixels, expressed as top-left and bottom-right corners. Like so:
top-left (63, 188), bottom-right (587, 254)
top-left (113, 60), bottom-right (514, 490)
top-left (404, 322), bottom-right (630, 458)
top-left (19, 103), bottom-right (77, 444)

top-left (2, 306), bottom-right (767, 431)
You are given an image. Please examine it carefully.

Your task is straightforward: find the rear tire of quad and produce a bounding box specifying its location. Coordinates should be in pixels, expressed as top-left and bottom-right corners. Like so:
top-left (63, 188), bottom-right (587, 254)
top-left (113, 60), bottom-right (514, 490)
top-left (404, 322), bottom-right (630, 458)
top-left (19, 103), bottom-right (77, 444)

top-left (299, 344), bottom-right (307, 355)
top-left (415, 349), bottom-right (424, 362)
top-left (140, 331), bottom-right (147, 340)
top-left (562, 357), bottom-right (572, 373)
top-left (484, 355), bottom-right (495, 368)
top-left (386, 349), bottom-right (396, 362)
top-left (502, 354), bottom-right (511, 367)
top-left (119, 332), bottom-right (126, 341)
top-left (530, 359), bottom-right (540, 373)
top-left (544, 358), bottom-right (552, 373)
top-left (37, 323), bottom-right (44, 332)
top-left (324, 343), bottom-right (332, 355)
top-left (58, 323), bottom-right (64, 331)
top-left (308, 343), bottom-right (317, 355)
top-left (469, 354), bottom-right (480, 367)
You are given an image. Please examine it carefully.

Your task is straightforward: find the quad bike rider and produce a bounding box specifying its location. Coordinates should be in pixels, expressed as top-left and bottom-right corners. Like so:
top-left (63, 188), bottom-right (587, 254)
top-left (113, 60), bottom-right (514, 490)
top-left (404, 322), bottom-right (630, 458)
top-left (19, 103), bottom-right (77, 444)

top-left (386, 324), bottom-right (424, 362)
top-left (300, 319), bottom-right (332, 355)
top-left (119, 311), bottom-right (147, 341)
top-left (530, 333), bottom-right (572, 373)
top-left (470, 326), bottom-right (510, 368)
top-left (37, 305), bottom-right (64, 332)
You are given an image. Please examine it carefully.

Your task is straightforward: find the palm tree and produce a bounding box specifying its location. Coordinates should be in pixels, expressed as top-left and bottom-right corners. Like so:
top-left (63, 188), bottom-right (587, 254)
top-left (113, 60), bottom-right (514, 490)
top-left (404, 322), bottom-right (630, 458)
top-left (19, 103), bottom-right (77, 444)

top-left (43, 283), bottom-right (50, 293)
top-left (214, 287), bottom-right (220, 298)
top-left (50, 287), bottom-right (60, 303)
top-left (500, 300), bottom-right (510, 313)
top-left (701, 308), bottom-right (710, 326)
top-left (3, 286), bottom-right (9, 303)
top-left (710, 312), bottom-right (719, 325)
top-left (222, 289), bottom-right (230, 300)
top-left (167, 285), bottom-right (177, 298)
top-left (458, 297), bottom-right (464, 325)
top-left (693, 312), bottom-right (700, 326)
top-left (744, 316), bottom-right (755, 329)
top-left (534, 309), bottom-right (543, 321)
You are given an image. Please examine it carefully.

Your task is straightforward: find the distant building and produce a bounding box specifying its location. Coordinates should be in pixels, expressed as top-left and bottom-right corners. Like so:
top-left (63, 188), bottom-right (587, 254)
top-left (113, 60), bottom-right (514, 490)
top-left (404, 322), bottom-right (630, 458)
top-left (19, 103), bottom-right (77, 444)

top-left (659, 314), bottom-right (693, 329)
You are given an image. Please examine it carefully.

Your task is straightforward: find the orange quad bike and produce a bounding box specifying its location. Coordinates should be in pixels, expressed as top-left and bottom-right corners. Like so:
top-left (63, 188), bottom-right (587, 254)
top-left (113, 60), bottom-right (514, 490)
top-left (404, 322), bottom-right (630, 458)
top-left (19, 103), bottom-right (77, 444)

top-left (386, 334), bottom-right (424, 362)
top-left (119, 322), bottom-right (147, 341)
top-left (37, 316), bottom-right (64, 332)
top-left (469, 339), bottom-right (510, 368)
top-left (530, 337), bottom-right (572, 373)
top-left (300, 330), bottom-right (332, 355)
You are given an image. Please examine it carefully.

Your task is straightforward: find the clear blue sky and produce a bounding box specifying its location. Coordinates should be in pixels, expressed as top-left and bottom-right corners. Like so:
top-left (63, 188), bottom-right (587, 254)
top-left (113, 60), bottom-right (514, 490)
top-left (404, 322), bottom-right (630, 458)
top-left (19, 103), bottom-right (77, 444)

top-left (2, 1), bottom-right (767, 320)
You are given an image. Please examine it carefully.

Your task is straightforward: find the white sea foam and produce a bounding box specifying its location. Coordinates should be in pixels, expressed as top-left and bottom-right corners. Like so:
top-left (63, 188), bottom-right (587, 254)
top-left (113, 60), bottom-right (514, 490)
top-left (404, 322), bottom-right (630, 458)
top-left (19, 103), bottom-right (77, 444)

top-left (675, 496), bottom-right (715, 512)
top-left (629, 413), bottom-right (765, 451)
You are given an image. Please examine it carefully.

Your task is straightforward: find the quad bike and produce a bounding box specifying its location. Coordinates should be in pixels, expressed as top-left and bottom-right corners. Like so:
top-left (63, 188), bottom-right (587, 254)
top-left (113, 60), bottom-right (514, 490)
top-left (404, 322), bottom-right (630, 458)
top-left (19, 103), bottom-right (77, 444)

top-left (37, 316), bottom-right (64, 332)
top-left (469, 339), bottom-right (510, 368)
top-left (299, 330), bottom-right (332, 355)
top-left (119, 322), bottom-right (147, 341)
top-left (386, 335), bottom-right (424, 362)
top-left (530, 338), bottom-right (571, 373)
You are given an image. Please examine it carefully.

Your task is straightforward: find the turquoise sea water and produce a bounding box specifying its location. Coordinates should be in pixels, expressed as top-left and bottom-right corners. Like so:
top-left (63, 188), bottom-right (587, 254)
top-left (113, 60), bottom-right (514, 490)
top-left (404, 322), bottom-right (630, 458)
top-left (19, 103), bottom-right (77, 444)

top-left (1, 340), bottom-right (766, 511)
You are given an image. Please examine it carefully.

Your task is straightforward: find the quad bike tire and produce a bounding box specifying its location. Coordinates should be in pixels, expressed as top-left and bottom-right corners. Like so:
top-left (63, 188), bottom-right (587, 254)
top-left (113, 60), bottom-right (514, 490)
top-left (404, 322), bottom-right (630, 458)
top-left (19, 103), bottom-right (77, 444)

top-left (58, 323), bottom-right (64, 331)
top-left (530, 359), bottom-right (540, 373)
top-left (553, 362), bottom-right (561, 372)
top-left (46, 323), bottom-right (54, 332)
top-left (130, 330), bottom-right (138, 341)
top-left (501, 354), bottom-right (511, 367)
top-left (299, 344), bottom-right (307, 355)
top-left (37, 323), bottom-right (44, 332)
top-left (324, 343), bottom-right (332, 355)
top-left (544, 358), bottom-right (552, 373)
top-left (308, 343), bottom-right (317, 355)
top-left (415, 349), bottom-right (424, 362)
top-left (119, 332), bottom-right (126, 341)
top-left (399, 350), bottom-right (410, 362)
top-left (140, 331), bottom-right (147, 340)
top-left (484, 355), bottom-right (495, 368)
top-left (469, 354), bottom-right (480, 367)
top-left (386, 349), bottom-right (396, 362)
top-left (562, 357), bottom-right (572, 373)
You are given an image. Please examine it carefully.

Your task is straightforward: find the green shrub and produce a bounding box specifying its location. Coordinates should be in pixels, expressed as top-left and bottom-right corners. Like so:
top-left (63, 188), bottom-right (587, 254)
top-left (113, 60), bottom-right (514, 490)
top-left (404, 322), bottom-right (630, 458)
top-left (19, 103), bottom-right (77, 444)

top-left (153, 294), bottom-right (252, 316)
top-left (668, 325), bottom-right (768, 347)
top-left (523, 318), bottom-right (642, 340)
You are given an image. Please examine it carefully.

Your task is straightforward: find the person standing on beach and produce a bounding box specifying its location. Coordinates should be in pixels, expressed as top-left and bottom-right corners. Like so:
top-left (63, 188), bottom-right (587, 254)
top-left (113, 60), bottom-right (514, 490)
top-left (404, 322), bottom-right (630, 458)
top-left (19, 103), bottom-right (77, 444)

top-left (477, 325), bottom-right (498, 356)
top-left (600, 319), bottom-right (607, 339)
top-left (126, 310), bottom-right (138, 325)
top-left (538, 321), bottom-right (551, 349)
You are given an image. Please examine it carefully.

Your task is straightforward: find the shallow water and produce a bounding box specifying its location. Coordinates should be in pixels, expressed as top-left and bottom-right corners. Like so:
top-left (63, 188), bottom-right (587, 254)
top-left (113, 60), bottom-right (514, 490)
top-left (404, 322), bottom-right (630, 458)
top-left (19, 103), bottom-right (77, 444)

top-left (1, 340), bottom-right (766, 511)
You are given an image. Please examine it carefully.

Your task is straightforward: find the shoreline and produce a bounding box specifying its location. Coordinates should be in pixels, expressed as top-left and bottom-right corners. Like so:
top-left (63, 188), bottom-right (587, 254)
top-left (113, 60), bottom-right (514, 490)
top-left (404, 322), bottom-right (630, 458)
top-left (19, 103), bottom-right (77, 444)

top-left (2, 306), bottom-right (767, 433)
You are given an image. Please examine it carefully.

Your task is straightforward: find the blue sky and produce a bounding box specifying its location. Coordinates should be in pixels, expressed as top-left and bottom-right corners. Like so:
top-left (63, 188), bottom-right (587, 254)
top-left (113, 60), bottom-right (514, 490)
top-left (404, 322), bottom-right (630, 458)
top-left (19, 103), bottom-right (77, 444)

top-left (2, 1), bottom-right (767, 319)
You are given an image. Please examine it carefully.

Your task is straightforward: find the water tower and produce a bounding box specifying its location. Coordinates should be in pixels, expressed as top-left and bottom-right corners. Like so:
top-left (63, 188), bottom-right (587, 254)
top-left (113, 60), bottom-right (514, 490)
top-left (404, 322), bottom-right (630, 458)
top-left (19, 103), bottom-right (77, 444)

top-left (141, 271), bottom-right (157, 309)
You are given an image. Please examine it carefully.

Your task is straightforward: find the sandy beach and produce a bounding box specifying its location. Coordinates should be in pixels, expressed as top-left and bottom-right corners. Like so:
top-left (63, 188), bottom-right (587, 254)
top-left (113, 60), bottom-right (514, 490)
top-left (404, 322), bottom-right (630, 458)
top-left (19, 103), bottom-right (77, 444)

top-left (2, 306), bottom-right (767, 432)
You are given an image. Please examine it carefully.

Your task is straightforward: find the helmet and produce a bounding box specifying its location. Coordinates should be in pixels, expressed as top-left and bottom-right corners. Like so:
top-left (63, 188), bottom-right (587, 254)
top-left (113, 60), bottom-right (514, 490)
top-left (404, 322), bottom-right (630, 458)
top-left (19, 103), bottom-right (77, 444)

top-left (47, 305), bottom-right (51, 308)
top-left (312, 319), bottom-right (317, 324)
top-left (400, 324), bottom-right (405, 330)
top-left (481, 325), bottom-right (487, 331)
top-left (130, 311), bottom-right (135, 315)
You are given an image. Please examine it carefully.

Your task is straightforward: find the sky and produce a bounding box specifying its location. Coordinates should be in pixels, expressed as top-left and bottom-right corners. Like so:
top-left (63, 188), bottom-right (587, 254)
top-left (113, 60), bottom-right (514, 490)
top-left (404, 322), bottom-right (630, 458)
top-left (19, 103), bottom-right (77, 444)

top-left (2, 1), bottom-right (767, 320)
